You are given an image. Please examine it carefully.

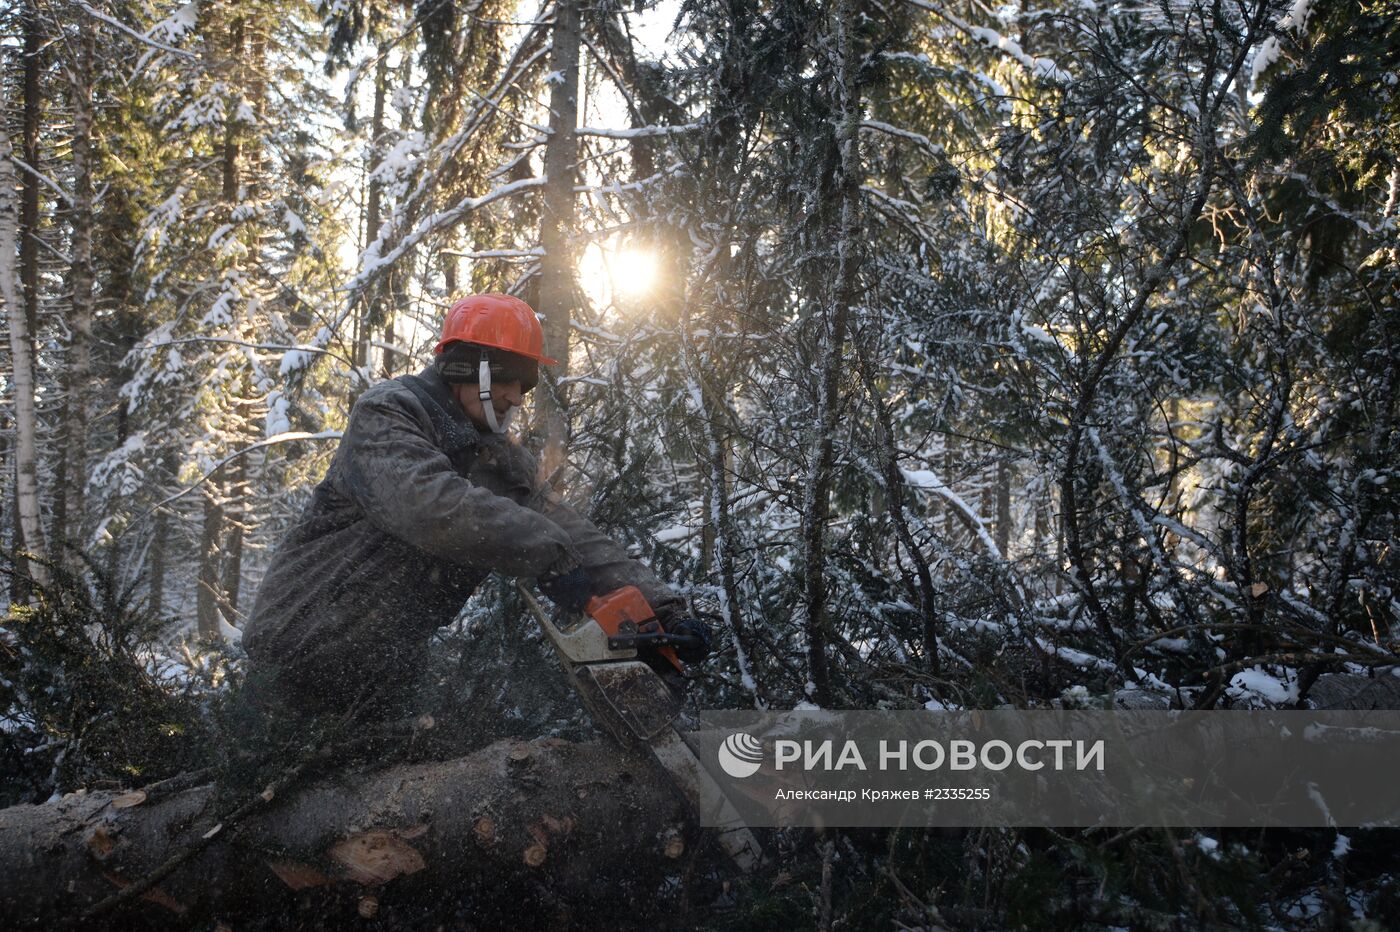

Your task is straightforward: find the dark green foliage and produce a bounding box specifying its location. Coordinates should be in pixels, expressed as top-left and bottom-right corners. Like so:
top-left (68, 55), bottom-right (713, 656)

top-left (0, 554), bottom-right (218, 806)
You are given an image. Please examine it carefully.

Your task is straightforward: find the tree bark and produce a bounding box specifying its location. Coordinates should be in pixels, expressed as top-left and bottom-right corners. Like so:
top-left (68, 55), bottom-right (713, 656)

top-left (57, 13), bottom-right (97, 562)
top-left (11, 2), bottom-right (45, 598)
top-left (995, 456), bottom-right (1012, 557)
top-left (19, 0), bottom-right (41, 347)
top-left (535, 0), bottom-right (581, 480)
top-left (195, 489), bottom-right (223, 639)
top-left (220, 455), bottom-right (245, 622)
top-left (799, 0), bottom-right (863, 707)
top-left (148, 451), bottom-right (178, 618)
top-left (220, 16), bottom-right (244, 204)
top-left (149, 509), bottom-right (168, 617)
top-left (856, 342), bottom-right (940, 675)
top-left (357, 49), bottom-right (388, 377)
top-left (1, 129), bottom-right (48, 588)
top-left (0, 738), bottom-right (689, 928)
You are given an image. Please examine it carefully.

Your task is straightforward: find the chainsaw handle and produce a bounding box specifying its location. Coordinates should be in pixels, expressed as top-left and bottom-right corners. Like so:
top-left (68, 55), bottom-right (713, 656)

top-left (606, 631), bottom-right (705, 652)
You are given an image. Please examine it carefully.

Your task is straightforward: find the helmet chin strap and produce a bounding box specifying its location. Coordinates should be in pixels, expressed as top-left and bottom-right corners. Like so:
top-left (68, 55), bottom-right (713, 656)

top-left (478, 356), bottom-right (506, 434)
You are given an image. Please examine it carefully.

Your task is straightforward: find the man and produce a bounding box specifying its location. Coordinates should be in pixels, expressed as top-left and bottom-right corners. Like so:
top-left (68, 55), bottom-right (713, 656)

top-left (243, 293), bottom-right (708, 719)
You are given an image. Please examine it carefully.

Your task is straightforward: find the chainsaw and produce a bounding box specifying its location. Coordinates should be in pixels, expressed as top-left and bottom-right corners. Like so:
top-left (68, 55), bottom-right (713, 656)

top-left (516, 582), bottom-right (762, 872)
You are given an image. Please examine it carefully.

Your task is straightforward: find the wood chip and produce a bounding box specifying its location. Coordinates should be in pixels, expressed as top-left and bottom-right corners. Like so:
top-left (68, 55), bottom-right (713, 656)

top-left (260, 787), bottom-right (276, 802)
top-left (508, 743), bottom-right (532, 763)
top-left (523, 843), bottom-right (547, 868)
top-left (267, 859), bottom-right (334, 891)
top-left (110, 790), bottom-right (147, 809)
top-left (1250, 581), bottom-right (1269, 598)
top-left (202, 822), bottom-right (223, 840)
top-left (329, 830), bottom-right (427, 885)
top-left (358, 895), bottom-right (379, 919)
top-left (86, 827), bottom-right (116, 857)
top-left (141, 885), bottom-right (188, 915)
top-left (473, 817), bottom-right (495, 845)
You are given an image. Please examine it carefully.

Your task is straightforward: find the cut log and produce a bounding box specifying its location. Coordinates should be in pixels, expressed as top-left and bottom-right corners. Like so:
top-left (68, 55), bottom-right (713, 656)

top-left (0, 738), bottom-right (693, 928)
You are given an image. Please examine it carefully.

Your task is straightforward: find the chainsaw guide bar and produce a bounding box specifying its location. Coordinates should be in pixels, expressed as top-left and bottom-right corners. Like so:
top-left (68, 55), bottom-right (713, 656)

top-left (517, 584), bottom-right (762, 872)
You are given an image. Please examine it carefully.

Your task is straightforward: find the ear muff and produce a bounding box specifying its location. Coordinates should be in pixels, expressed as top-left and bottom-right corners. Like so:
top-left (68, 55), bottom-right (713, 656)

top-left (478, 356), bottom-right (501, 434)
top-left (438, 342), bottom-right (538, 391)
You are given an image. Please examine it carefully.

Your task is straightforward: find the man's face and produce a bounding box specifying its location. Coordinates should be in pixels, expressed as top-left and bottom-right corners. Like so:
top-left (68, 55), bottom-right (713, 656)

top-left (452, 379), bottom-right (526, 433)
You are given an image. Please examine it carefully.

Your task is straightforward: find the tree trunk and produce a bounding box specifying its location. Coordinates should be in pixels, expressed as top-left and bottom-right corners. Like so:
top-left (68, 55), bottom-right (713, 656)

top-left (383, 47), bottom-right (414, 380)
top-left (149, 453), bottom-right (178, 618)
top-left (856, 343), bottom-right (940, 675)
top-left (149, 511), bottom-right (168, 617)
top-left (196, 490), bottom-right (223, 639)
top-left (799, 0), bottom-right (862, 707)
top-left (220, 16), bottom-right (244, 204)
top-left (1, 129), bottom-right (48, 588)
top-left (220, 456), bottom-right (246, 623)
top-left (58, 14), bottom-right (97, 563)
top-left (19, 0), bottom-right (40, 349)
top-left (995, 455), bottom-right (1012, 557)
top-left (535, 0), bottom-right (581, 479)
top-left (357, 49), bottom-right (388, 376)
top-left (0, 738), bottom-right (690, 928)
top-left (11, 2), bottom-right (44, 598)
top-left (699, 382), bottom-right (763, 705)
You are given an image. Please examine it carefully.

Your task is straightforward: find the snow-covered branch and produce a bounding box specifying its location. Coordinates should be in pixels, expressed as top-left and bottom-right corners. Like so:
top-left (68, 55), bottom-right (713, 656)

top-left (905, 0), bottom-right (1072, 83)
top-left (575, 123), bottom-right (702, 140)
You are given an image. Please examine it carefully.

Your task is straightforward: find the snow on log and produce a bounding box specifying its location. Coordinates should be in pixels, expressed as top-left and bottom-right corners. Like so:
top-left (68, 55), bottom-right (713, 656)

top-left (0, 738), bottom-right (690, 927)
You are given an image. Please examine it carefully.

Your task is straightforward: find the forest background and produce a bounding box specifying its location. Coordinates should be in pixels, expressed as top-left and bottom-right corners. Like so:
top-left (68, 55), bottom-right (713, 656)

top-left (1, 0), bottom-right (1398, 927)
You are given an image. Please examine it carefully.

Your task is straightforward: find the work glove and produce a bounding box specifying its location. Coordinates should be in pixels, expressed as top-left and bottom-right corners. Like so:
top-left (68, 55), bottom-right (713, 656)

top-left (663, 615), bottom-right (713, 666)
top-left (538, 566), bottom-right (594, 615)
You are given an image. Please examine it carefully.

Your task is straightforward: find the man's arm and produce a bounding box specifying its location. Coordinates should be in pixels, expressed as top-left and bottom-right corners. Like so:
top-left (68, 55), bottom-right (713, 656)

top-left (531, 485), bottom-right (685, 621)
top-left (336, 387), bottom-right (581, 578)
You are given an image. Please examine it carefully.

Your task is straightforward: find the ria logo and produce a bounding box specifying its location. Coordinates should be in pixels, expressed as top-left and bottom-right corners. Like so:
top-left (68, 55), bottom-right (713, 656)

top-left (718, 732), bottom-right (764, 778)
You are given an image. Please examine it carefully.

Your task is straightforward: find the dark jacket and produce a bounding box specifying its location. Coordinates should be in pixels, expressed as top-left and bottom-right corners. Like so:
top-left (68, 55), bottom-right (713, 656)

top-left (242, 365), bottom-right (680, 713)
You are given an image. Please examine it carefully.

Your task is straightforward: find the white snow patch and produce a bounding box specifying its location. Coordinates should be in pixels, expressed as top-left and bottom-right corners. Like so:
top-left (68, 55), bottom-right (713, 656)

top-left (207, 223), bottom-right (235, 251)
top-left (279, 348), bottom-right (313, 376)
top-left (1228, 666), bottom-right (1295, 704)
top-left (282, 208), bottom-right (306, 237)
top-left (967, 26), bottom-right (1072, 83)
top-left (265, 392), bottom-right (291, 437)
top-left (150, 2), bottom-right (198, 42)
top-left (218, 616), bottom-right (242, 644)
top-left (1061, 684), bottom-right (1092, 704)
top-left (1251, 0), bottom-right (1317, 87)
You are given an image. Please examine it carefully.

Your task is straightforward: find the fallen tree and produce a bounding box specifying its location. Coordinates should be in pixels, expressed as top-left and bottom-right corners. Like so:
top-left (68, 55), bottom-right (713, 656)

top-left (0, 737), bottom-right (697, 928)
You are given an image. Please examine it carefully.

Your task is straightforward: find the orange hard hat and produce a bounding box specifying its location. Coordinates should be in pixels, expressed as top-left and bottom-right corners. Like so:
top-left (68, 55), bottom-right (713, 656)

top-left (433, 293), bottom-right (558, 364)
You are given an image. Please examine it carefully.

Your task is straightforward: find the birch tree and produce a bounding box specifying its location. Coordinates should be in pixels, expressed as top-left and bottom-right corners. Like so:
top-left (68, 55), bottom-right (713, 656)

top-left (1, 129), bottom-right (47, 587)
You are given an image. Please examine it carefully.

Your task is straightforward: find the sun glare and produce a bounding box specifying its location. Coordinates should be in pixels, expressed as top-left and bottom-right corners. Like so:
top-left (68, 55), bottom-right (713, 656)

top-left (612, 248), bottom-right (658, 297)
top-left (578, 241), bottom-right (659, 307)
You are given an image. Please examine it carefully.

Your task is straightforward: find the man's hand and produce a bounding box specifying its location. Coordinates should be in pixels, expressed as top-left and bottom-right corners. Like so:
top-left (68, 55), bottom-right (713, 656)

top-left (539, 567), bottom-right (594, 614)
top-left (664, 616), bottom-right (712, 665)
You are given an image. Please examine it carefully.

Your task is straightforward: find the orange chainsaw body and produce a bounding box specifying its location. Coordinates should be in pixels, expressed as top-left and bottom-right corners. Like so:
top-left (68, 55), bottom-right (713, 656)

top-left (584, 586), bottom-right (684, 672)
